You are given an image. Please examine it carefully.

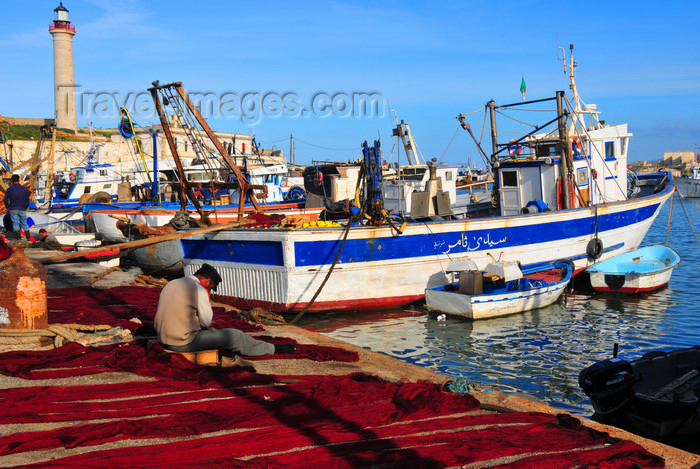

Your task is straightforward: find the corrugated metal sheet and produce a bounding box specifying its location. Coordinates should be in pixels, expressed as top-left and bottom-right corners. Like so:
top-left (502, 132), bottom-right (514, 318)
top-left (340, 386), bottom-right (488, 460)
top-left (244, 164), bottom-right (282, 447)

top-left (186, 263), bottom-right (287, 305)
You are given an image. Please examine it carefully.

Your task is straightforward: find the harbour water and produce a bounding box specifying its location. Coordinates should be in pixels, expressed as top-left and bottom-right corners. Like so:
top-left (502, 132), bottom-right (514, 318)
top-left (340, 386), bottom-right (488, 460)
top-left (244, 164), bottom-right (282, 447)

top-left (297, 194), bottom-right (700, 419)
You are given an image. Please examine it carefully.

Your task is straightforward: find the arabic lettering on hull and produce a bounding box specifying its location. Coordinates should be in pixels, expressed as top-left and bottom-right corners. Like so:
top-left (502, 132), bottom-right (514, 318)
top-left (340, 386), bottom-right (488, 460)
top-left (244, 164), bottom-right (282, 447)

top-left (436, 231), bottom-right (508, 254)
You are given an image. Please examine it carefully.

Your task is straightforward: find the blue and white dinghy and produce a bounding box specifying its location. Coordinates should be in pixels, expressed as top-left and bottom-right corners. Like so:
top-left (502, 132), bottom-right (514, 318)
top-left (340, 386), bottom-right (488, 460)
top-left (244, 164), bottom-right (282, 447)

top-left (425, 259), bottom-right (573, 319)
top-left (586, 244), bottom-right (681, 294)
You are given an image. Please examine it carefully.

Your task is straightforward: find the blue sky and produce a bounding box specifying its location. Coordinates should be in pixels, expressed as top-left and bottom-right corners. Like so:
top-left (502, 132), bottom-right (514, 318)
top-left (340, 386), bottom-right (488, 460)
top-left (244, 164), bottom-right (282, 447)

top-left (2, 1), bottom-right (699, 167)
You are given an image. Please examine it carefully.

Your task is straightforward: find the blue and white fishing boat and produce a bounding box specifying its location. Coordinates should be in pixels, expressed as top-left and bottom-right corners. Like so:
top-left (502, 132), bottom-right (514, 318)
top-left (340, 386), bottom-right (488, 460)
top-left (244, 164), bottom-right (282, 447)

top-left (49, 143), bottom-right (119, 209)
top-left (166, 46), bottom-right (673, 313)
top-left (586, 244), bottom-right (681, 294)
top-left (424, 259), bottom-right (573, 319)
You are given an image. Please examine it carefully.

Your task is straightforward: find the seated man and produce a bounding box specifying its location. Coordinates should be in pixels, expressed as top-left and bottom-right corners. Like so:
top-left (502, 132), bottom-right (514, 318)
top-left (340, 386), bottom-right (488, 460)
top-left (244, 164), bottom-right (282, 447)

top-left (29, 229), bottom-right (63, 250)
top-left (154, 263), bottom-right (294, 356)
top-left (37, 228), bottom-right (58, 242)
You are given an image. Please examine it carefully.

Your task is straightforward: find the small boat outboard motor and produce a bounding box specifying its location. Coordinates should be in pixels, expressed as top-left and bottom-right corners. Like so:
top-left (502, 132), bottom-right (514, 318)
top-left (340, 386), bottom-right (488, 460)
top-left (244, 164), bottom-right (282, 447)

top-left (579, 357), bottom-right (636, 416)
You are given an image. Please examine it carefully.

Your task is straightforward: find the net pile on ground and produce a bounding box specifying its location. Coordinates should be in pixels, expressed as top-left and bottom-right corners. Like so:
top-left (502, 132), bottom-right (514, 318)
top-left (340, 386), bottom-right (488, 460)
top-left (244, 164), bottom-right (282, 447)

top-left (47, 286), bottom-right (262, 334)
top-left (0, 342), bottom-right (664, 467)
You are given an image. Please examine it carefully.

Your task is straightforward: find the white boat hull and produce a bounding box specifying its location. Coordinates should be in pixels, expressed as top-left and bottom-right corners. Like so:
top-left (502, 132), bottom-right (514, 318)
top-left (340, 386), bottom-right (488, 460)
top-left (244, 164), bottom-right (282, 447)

top-left (180, 185), bottom-right (673, 312)
top-left (587, 244), bottom-right (681, 294)
top-left (424, 281), bottom-right (568, 319)
top-left (588, 269), bottom-right (674, 294)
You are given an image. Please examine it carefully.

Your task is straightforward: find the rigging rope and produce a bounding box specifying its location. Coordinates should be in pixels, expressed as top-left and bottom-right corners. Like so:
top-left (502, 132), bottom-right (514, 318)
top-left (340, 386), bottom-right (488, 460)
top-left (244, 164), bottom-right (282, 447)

top-left (437, 127), bottom-right (460, 164)
top-left (562, 95), bottom-right (626, 202)
top-left (289, 217), bottom-right (355, 325)
top-left (292, 137), bottom-right (357, 152)
top-left (494, 108), bottom-right (540, 128)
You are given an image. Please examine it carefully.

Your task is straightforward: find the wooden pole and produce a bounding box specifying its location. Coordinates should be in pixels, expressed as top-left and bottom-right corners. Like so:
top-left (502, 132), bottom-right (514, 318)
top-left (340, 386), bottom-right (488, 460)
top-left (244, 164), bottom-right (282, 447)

top-left (172, 83), bottom-right (262, 216)
top-left (43, 126), bottom-right (57, 208)
top-left (147, 82), bottom-right (209, 225)
top-left (39, 221), bottom-right (241, 264)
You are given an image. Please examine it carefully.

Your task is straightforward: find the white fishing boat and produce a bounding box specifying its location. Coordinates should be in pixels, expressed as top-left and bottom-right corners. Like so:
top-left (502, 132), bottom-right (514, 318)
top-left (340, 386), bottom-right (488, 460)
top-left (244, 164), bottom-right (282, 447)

top-left (424, 259), bottom-right (573, 319)
top-left (144, 48), bottom-right (670, 313)
top-left (173, 47), bottom-right (672, 312)
top-left (586, 244), bottom-right (680, 294)
top-left (49, 143), bottom-right (120, 209)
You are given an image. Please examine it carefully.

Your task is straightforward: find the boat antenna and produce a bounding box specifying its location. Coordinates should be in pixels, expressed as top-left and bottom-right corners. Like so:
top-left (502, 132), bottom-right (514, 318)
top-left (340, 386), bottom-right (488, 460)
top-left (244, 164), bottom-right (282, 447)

top-left (559, 43), bottom-right (586, 131)
top-left (558, 44), bottom-right (578, 106)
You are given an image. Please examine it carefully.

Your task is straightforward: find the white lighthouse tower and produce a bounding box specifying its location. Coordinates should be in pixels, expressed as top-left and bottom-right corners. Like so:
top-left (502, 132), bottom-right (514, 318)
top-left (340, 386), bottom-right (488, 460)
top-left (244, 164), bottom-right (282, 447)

top-left (49, 2), bottom-right (77, 131)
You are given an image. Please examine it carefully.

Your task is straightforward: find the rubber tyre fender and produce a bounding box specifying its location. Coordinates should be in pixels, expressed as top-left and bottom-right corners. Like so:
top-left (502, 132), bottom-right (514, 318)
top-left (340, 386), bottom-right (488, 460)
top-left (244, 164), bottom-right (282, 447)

top-left (586, 238), bottom-right (604, 260)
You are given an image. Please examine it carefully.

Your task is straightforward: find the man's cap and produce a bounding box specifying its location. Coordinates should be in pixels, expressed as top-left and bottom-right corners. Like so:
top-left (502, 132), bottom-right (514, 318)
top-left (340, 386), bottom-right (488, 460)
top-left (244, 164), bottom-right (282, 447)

top-left (39, 228), bottom-right (48, 234)
top-left (195, 263), bottom-right (222, 291)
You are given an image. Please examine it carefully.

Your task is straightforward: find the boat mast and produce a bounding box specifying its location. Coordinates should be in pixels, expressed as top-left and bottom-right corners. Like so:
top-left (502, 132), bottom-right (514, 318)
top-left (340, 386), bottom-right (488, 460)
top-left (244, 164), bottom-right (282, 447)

top-left (149, 81), bottom-right (265, 221)
top-left (487, 101), bottom-right (498, 167)
top-left (557, 91), bottom-right (573, 209)
top-left (564, 44), bottom-right (580, 114)
top-left (43, 125), bottom-right (56, 207)
top-left (148, 82), bottom-right (209, 223)
top-left (561, 43), bottom-right (598, 131)
top-left (392, 120), bottom-right (424, 167)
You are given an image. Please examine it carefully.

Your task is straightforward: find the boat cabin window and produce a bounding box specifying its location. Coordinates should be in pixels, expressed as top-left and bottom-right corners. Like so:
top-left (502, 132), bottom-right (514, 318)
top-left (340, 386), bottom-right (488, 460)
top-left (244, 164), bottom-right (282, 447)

top-left (83, 186), bottom-right (91, 194)
top-left (103, 184), bottom-right (112, 189)
top-left (605, 141), bottom-right (615, 159)
top-left (445, 171), bottom-right (453, 181)
top-left (620, 137), bottom-right (628, 157)
top-left (536, 143), bottom-right (558, 157)
top-left (502, 170), bottom-right (518, 187)
top-left (577, 168), bottom-right (588, 185)
top-left (100, 169), bottom-right (108, 176)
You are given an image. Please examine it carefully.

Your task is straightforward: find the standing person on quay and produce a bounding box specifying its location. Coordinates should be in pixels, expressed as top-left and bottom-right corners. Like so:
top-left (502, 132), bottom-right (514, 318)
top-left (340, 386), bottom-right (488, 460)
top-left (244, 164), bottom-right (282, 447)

top-left (3, 174), bottom-right (31, 241)
top-left (155, 263), bottom-right (295, 356)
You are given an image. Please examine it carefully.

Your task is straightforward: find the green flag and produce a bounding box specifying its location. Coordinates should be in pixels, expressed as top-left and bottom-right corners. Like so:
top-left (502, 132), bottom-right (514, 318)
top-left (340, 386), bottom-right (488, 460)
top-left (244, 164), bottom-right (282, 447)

top-left (520, 77), bottom-right (526, 102)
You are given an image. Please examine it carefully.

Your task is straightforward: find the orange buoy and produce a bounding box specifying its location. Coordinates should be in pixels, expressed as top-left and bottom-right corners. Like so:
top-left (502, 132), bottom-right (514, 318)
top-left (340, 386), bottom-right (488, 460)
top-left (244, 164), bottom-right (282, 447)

top-left (0, 245), bottom-right (48, 330)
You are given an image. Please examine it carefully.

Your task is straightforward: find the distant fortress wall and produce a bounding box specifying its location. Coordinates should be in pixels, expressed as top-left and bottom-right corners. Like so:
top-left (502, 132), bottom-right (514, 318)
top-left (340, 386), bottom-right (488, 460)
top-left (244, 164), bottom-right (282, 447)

top-left (663, 151), bottom-right (695, 166)
top-left (0, 127), bottom-right (285, 174)
top-left (1, 116), bottom-right (55, 127)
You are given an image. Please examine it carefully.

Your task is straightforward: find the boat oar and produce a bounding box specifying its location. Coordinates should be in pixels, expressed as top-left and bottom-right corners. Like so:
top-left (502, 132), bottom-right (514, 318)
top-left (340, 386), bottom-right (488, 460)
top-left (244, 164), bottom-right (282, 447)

top-left (38, 221), bottom-right (241, 264)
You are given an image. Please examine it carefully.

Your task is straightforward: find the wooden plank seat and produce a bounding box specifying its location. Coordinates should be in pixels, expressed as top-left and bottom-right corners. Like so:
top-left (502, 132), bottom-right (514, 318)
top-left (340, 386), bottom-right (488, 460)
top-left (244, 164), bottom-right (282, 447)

top-left (162, 347), bottom-right (220, 365)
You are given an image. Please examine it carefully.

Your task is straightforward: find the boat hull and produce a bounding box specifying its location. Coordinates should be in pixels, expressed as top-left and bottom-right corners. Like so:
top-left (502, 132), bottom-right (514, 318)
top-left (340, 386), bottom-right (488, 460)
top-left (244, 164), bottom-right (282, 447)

top-left (586, 244), bottom-right (681, 294)
top-left (182, 185), bottom-right (673, 312)
top-left (588, 272), bottom-right (673, 293)
top-left (424, 276), bottom-right (569, 319)
top-left (675, 178), bottom-right (700, 198)
top-left (132, 239), bottom-right (184, 275)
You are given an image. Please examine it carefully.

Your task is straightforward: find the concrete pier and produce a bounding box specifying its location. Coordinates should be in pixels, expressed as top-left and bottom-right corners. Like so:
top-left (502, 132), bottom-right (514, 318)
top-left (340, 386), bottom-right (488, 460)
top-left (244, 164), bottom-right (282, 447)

top-left (0, 262), bottom-right (698, 467)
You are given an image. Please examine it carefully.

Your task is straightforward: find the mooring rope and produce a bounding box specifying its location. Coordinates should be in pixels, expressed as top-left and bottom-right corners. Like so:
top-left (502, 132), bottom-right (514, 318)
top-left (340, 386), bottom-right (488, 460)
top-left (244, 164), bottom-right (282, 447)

top-left (675, 188), bottom-right (700, 248)
top-left (665, 187), bottom-right (675, 246)
top-left (290, 218), bottom-right (355, 325)
top-left (441, 377), bottom-right (478, 394)
top-left (0, 323), bottom-right (131, 352)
